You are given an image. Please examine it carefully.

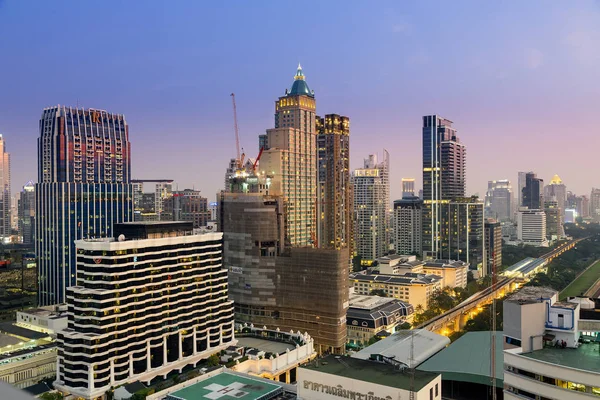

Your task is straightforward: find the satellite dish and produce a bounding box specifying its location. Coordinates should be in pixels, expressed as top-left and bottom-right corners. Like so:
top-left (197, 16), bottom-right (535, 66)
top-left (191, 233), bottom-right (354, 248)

top-left (118, 234), bottom-right (125, 242)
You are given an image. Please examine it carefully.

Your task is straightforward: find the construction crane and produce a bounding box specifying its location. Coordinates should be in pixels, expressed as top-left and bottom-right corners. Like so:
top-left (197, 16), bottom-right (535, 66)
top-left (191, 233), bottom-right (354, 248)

top-left (252, 147), bottom-right (264, 173)
top-left (230, 93), bottom-right (244, 169)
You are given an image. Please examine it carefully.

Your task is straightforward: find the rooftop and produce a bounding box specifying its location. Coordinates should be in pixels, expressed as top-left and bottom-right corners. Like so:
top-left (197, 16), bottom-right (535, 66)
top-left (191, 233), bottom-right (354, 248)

top-left (348, 293), bottom-right (395, 310)
top-left (424, 259), bottom-right (469, 269)
top-left (287, 64), bottom-right (313, 97)
top-left (352, 329), bottom-right (450, 367)
top-left (302, 355), bottom-right (438, 392)
top-left (167, 371), bottom-right (283, 400)
top-left (235, 337), bottom-right (295, 355)
top-left (506, 286), bottom-right (557, 304)
top-left (521, 343), bottom-right (600, 374)
top-left (418, 331), bottom-right (504, 388)
top-left (350, 272), bottom-right (442, 286)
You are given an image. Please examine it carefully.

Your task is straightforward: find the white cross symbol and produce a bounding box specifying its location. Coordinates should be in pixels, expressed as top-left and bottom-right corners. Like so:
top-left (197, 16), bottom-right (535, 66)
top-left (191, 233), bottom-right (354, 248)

top-left (203, 382), bottom-right (248, 399)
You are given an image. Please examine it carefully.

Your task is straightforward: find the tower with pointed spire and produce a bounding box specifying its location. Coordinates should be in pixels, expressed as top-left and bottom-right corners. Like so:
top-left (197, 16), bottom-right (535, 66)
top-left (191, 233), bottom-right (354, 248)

top-left (260, 64), bottom-right (317, 246)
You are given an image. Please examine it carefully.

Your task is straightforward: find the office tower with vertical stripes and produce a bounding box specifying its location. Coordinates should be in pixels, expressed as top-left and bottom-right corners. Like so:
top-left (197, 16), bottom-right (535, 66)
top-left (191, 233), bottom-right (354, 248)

top-left (422, 115), bottom-right (466, 258)
top-left (36, 106), bottom-right (133, 306)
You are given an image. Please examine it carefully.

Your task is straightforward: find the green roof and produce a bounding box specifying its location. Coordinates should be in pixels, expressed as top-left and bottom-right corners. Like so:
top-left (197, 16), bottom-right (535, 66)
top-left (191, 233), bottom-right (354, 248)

top-left (521, 342), bottom-right (600, 373)
top-left (301, 355), bottom-right (438, 392)
top-left (418, 331), bottom-right (504, 388)
top-left (167, 371), bottom-right (282, 400)
top-left (288, 63), bottom-right (313, 97)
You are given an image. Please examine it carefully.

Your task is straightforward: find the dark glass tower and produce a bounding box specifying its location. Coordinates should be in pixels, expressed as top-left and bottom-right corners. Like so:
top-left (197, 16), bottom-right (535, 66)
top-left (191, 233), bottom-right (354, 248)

top-left (422, 115), bottom-right (466, 258)
top-left (36, 106), bottom-right (133, 305)
top-left (522, 172), bottom-right (543, 210)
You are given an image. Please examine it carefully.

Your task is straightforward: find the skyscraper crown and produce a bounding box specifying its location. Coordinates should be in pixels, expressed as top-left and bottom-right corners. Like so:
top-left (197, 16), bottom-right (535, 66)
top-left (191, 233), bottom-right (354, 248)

top-left (288, 63), bottom-right (314, 97)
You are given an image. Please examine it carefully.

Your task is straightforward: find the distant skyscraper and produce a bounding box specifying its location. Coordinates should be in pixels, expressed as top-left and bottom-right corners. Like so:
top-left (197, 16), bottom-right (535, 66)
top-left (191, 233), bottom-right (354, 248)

top-left (167, 188), bottom-right (211, 228)
top-left (155, 181), bottom-right (173, 219)
top-left (544, 198), bottom-right (563, 239)
top-left (55, 222), bottom-right (234, 399)
top-left (36, 106), bottom-right (133, 305)
top-left (18, 181), bottom-right (35, 245)
top-left (484, 179), bottom-right (513, 221)
top-left (0, 135), bottom-right (10, 238)
top-left (576, 195), bottom-right (590, 219)
top-left (422, 115), bottom-right (466, 258)
top-left (440, 198), bottom-right (485, 276)
top-left (484, 219), bottom-right (502, 276)
top-left (353, 152), bottom-right (389, 264)
top-left (402, 178), bottom-right (415, 198)
top-left (590, 188), bottom-right (600, 222)
top-left (393, 197), bottom-right (422, 255)
top-left (522, 172), bottom-right (543, 210)
top-left (517, 208), bottom-right (548, 246)
top-left (316, 114), bottom-right (351, 250)
top-left (259, 64), bottom-right (317, 247)
top-left (544, 174), bottom-right (566, 221)
top-left (517, 172), bottom-right (528, 207)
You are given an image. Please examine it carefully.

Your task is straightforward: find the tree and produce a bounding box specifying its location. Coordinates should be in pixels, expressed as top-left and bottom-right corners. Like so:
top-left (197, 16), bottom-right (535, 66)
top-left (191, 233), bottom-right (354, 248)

top-left (352, 255), bottom-right (363, 272)
top-left (207, 354), bottom-right (220, 366)
top-left (369, 289), bottom-right (387, 297)
top-left (398, 322), bottom-right (411, 330)
top-left (40, 393), bottom-right (64, 400)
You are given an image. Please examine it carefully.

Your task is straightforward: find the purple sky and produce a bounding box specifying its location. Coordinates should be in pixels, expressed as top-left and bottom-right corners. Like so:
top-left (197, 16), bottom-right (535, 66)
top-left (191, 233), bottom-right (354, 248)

top-left (1, 1), bottom-right (599, 201)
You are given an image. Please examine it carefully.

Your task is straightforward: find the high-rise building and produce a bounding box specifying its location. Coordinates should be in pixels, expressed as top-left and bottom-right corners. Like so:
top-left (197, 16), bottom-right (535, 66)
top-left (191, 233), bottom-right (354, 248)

top-left (517, 208), bottom-right (548, 246)
top-left (544, 174), bottom-right (566, 220)
top-left (132, 180), bottom-right (174, 222)
top-left (401, 178), bottom-right (415, 198)
top-left (220, 66), bottom-right (349, 353)
top-left (11, 193), bottom-right (19, 232)
top-left (484, 179), bottom-right (513, 221)
top-left (422, 116), bottom-right (466, 258)
top-left (576, 195), bottom-right (590, 219)
top-left (316, 114), bottom-right (351, 250)
top-left (155, 181), bottom-right (173, 219)
top-left (18, 181), bottom-right (35, 245)
top-left (0, 135), bottom-right (10, 238)
top-left (259, 64), bottom-right (317, 247)
top-left (544, 198), bottom-right (563, 239)
top-left (55, 222), bottom-right (234, 400)
top-left (517, 172), bottom-right (528, 207)
top-left (484, 219), bottom-right (502, 276)
top-left (591, 188), bottom-right (600, 222)
top-left (440, 198), bottom-right (485, 276)
top-left (353, 152), bottom-right (389, 265)
top-left (393, 197), bottom-right (422, 256)
top-left (522, 172), bottom-right (543, 210)
top-left (36, 106), bottom-right (133, 306)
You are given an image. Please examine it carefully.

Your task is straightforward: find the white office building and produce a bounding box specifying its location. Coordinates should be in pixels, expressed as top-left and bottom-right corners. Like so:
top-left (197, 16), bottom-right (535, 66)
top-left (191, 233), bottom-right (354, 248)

top-left (517, 208), bottom-right (548, 247)
top-left (55, 221), bottom-right (235, 400)
top-left (503, 287), bottom-right (600, 399)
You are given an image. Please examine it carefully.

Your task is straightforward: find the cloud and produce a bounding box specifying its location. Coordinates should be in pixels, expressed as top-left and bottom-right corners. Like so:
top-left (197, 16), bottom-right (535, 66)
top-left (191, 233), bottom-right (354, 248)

top-left (524, 48), bottom-right (544, 70)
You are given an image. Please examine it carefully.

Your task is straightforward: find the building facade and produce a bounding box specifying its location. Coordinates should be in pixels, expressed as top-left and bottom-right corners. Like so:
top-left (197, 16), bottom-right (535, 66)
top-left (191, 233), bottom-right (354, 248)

top-left (259, 64), bottom-right (317, 247)
top-left (439, 198), bottom-right (485, 276)
top-left (484, 179), bottom-right (513, 221)
top-left (18, 180), bottom-right (35, 245)
top-left (576, 195), bottom-right (590, 219)
top-left (401, 178), bottom-right (415, 198)
top-left (422, 116), bottom-right (466, 259)
top-left (353, 152), bottom-right (389, 265)
top-left (522, 172), bottom-right (543, 210)
top-left (544, 174), bottom-right (566, 220)
top-left (36, 106), bottom-right (133, 306)
top-left (517, 172), bottom-right (527, 208)
top-left (0, 135), bottom-right (10, 238)
top-left (316, 114), bottom-right (351, 250)
top-left (544, 198), bottom-right (563, 240)
top-left (591, 188), bottom-right (600, 222)
top-left (517, 208), bottom-right (548, 246)
top-left (55, 222), bottom-right (235, 400)
top-left (484, 219), bottom-right (502, 276)
top-left (166, 189), bottom-right (211, 228)
top-left (393, 197), bottom-right (422, 256)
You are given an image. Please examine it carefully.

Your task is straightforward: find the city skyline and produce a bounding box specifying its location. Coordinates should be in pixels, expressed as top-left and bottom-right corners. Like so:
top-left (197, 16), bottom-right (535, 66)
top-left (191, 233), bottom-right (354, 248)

top-left (1, 1), bottom-right (600, 202)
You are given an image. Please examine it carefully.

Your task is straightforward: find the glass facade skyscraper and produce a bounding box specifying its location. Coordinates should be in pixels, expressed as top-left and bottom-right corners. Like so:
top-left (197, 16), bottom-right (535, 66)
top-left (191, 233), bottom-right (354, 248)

top-left (36, 106), bottom-right (133, 306)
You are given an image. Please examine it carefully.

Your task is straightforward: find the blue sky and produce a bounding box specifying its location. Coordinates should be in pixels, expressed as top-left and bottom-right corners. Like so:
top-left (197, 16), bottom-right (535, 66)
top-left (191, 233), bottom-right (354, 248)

top-left (1, 1), bottom-right (599, 200)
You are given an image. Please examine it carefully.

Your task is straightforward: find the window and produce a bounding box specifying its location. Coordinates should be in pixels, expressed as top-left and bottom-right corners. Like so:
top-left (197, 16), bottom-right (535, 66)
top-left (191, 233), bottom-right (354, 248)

top-left (435, 383), bottom-right (438, 397)
top-left (430, 387), bottom-right (433, 400)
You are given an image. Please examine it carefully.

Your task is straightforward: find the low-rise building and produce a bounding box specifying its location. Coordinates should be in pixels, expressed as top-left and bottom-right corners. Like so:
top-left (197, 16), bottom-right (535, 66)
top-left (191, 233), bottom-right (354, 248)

top-left (0, 344), bottom-right (57, 390)
top-left (16, 306), bottom-right (68, 336)
top-left (422, 259), bottom-right (469, 289)
top-left (517, 208), bottom-right (549, 247)
top-left (349, 272), bottom-right (442, 309)
top-left (299, 354), bottom-right (442, 400)
top-left (346, 293), bottom-right (413, 348)
top-left (503, 287), bottom-right (600, 399)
